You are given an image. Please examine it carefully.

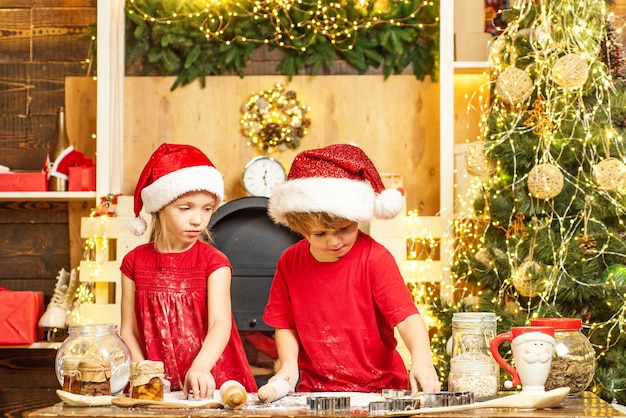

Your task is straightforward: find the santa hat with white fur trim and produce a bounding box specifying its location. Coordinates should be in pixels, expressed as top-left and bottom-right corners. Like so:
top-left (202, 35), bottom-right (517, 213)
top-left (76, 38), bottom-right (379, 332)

top-left (129, 143), bottom-right (224, 236)
top-left (268, 143), bottom-right (404, 226)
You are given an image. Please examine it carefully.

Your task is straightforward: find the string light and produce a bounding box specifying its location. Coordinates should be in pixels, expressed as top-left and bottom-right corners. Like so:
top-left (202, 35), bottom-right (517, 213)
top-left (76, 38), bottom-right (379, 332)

top-left (126, 0), bottom-right (438, 53)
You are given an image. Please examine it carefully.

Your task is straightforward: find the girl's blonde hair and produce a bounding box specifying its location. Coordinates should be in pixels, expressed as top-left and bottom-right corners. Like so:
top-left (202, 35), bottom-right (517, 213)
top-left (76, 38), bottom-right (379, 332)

top-left (284, 212), bottom-right (351, 236)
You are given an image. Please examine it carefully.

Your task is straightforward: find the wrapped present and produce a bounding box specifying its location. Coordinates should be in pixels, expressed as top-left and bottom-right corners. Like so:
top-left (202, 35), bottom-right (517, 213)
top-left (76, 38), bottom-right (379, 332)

top-left (0, 287), bottom-right (44, 345)
top-left (69, 163), bottom-right (96, 191)
top-left (0, 171), bottom-right (47, 192)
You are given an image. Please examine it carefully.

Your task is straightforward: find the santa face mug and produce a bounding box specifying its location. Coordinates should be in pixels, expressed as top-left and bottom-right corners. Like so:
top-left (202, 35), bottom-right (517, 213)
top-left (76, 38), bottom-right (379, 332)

top-left (490, 326), bottom-right (555, 393)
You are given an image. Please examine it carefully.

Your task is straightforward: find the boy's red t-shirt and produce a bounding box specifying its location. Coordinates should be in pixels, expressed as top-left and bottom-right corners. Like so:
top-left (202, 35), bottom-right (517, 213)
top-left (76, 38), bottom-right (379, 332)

top-left (263, 232), bottom-right (418, 392)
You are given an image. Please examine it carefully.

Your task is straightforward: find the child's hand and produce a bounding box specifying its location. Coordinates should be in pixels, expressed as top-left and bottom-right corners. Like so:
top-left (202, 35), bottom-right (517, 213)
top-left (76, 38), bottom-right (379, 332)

top-left (409, 362), bottom-right (440, 395)
top-left (271, 364), bottom-right (299, 391)
top-left (184, 366), bottom-right (216, 400)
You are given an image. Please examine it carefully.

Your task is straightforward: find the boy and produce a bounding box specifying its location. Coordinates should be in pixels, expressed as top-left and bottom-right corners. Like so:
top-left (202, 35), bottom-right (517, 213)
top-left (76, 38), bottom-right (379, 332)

top-left (263, 143), bottom-right (440, 394)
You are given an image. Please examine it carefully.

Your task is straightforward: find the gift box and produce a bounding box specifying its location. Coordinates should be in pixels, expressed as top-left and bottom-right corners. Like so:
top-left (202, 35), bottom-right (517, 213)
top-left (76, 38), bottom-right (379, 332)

top-left (0, 287), bottom-right (44, 345)
top-left (0, 171), bottom-right (47, 192)
top-left (68, 164), bottom-right (96, 191)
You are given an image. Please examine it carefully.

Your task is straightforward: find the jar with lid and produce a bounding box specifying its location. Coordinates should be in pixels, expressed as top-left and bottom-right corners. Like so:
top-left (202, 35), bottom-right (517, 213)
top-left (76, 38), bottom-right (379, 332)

top-left (448, 334), bottom-right (499, 400)
top-left (130, 360), bottom-right (165, 401)
top-left (529, 318), bottom-right (596, 396)
top-left (55, 324), bottom-right (131, 395)
top-left (77, 360), bottom-right (112, 396)
top-left (450, 312), bottom-right (497, 358)
top-left (61, 357), bottom-right (81, 394)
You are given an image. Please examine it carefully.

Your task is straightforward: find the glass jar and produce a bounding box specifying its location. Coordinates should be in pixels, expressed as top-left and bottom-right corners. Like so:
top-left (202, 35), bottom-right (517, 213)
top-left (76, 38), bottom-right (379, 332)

top-left (55, 324), bottom-right (131, 395)
top-left (530, 318), bottom-right (596, 396)
top-left (61, 357), bottom-right (81, 394)
top-left (450, 312), bottom-right (497, 358)
top-left (448, 334), bottom-right (499, 400)
top-left (130, 360), bottom-right (165, 401)
top-left (77, 360), bottom-right (112, 396)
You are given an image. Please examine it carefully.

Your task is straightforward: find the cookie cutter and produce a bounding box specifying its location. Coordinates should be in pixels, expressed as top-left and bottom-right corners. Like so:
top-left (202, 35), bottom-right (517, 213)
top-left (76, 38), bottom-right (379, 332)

top-left (390, 397), bottom-right (420, 411)
top-left (422, 391), bottom-right (474, 408)
top-left (307, 395), bottom-right (351, 414)
top-left (381, 389), bottom-right (412, 399)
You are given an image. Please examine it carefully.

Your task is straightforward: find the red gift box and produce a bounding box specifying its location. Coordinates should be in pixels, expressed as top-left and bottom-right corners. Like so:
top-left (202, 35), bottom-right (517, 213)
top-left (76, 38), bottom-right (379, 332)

top-left (68, 165), bottom-right (96, 191)
top-left (0, 287), bottom-right (44, 345)
top-left (0, 171), bottom-right (47, 192)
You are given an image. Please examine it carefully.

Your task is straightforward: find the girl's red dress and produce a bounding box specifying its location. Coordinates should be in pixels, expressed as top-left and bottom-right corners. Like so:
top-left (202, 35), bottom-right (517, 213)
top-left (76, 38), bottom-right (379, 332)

top-left (121, 240), bottom-right (257, 392)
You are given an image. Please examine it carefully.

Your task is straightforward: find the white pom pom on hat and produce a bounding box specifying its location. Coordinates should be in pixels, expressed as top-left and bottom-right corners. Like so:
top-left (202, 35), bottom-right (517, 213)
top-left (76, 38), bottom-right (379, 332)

top-left (129, 143), bottom-right (224, 236)
top-left (268, 143), bottom-right (404, 226)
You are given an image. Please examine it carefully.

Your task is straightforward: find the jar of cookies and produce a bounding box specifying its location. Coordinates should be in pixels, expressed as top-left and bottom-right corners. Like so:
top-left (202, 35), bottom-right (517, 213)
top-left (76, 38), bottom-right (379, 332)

top-left (130, 360), bottom-right (165, 401)
top-left (77, 360), bottom-right (112, 396)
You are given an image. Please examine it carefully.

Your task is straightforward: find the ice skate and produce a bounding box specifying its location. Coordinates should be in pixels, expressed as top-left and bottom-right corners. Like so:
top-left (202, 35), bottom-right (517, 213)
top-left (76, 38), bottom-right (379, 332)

top-left (38, 268), bottom-right (78, 340)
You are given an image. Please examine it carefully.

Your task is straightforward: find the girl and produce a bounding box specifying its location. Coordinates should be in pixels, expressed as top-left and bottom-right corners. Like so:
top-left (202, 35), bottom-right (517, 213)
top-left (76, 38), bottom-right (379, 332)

top-left (120, 143), bottom-right (257, 399)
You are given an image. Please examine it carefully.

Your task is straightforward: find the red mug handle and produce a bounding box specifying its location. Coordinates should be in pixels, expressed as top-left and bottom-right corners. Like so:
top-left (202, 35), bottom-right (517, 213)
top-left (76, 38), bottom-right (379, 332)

top-left (489, 331), bottom-right (520, 388)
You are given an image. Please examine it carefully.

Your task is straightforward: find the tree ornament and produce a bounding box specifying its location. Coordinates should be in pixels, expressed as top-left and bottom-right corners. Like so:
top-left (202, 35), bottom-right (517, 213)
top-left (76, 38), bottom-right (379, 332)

top-left (464, 141), bottom-right (495, 178)
top-left (578, 234), bottom-right (597, 255)
top-left (506, 212), bottom-right (527, 238)
top-left (593, 157), bottom-right (626, 192)
top-left (552, 54), bottom-right (589, 90)
top-left (510, 259), bottom-right (543, 297)
top-left (524, 97), bottom-right (554, 137)
top-left (496, 67), bottom-right (534, 106)
top-left (527, 163), bottom-right (564, 199)
top-left (601, 264), bottom-right (626, 287)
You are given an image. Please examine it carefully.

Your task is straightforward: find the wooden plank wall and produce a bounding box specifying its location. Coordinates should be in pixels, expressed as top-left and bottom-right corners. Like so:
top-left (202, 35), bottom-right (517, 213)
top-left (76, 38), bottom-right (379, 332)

top-left (0, 1), bottom-right (96, 297)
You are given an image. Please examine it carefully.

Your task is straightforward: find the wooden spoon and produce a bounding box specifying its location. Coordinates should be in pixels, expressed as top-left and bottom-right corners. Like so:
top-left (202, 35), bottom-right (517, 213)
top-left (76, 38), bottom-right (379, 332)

top-left (386, 387), bottom-right (570, 416)
top-left (111, 396), bottom-right (223, 409)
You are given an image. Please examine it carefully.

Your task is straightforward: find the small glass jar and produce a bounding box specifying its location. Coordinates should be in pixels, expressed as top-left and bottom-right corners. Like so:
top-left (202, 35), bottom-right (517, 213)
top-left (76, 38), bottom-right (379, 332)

top-left (77, 360), bottom-right (112, 396)
top-left (448, 334), bottom-right (499, 400)
top-left (61, 358), bottom-right (82, 394)
top-left (130, 360), bottom-right (165, 401)
top-left (450, 312), bottom-right (497, 358)
top-left (530, 318), bottom-right (596, 396)
top-left (55, 324), bottom-right (131, 395)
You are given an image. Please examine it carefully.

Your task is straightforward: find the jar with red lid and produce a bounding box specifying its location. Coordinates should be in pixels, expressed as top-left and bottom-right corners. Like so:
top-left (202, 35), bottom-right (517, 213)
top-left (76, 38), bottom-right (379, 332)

top-left (529, 318), bottom-right (596, 396)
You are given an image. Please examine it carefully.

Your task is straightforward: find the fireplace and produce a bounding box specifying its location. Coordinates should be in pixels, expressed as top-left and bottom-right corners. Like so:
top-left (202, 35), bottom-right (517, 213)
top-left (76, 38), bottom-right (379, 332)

top-left (208, 197), bottom-right (301, 385)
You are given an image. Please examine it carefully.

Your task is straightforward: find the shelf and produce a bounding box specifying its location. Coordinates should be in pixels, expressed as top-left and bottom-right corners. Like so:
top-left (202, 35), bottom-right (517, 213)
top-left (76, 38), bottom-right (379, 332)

top-left (0, 191), bottom-right (97, 201)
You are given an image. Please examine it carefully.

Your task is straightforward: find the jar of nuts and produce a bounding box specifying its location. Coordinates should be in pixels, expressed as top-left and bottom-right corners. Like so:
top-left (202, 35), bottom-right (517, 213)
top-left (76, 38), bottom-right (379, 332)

top-left (530, 318), bottom-right (596, 396)
top-left (130, 360), bottom-right (165, 401)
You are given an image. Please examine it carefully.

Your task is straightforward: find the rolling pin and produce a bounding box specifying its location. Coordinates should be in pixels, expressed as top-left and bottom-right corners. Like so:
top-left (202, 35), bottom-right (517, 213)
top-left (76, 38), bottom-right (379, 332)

top-left (219, 380), bottom-right (248, 409)
top-left (257, 378), bottom-right (291, 403)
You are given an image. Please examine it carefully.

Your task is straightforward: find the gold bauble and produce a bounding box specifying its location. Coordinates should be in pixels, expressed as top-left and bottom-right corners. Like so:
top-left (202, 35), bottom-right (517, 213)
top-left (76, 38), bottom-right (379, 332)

top-left (593, 157), bottom-right (626, 192)
top-left (527, 163), bottom-right (564, 199)
top-left (464, 141), bottom-right (495, 178)
top-left (552, 54), bottom-right (589, 90)
top-left (511, 259), bottom-right (542, 297)
top-left (496, 67), bottom-right (533, 105)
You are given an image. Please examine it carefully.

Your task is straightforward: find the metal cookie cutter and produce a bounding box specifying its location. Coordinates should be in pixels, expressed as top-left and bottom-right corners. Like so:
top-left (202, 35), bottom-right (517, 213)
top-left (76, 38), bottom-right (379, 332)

top-left (368, 400), bottom-right (392, 415)
top-left (307, 395), bottom-right (351, 414)
top-left (381, 389), bottom-right (412, 399)
top-left (390, 397), bottom-right (420, 411)
top-left (422, 391), bottom-right (474, 408)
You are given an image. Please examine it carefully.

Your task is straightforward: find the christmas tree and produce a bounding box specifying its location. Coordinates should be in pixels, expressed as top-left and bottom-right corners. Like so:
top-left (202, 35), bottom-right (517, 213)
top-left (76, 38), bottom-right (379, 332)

top-left (434, 0), bottom-right (626, 403)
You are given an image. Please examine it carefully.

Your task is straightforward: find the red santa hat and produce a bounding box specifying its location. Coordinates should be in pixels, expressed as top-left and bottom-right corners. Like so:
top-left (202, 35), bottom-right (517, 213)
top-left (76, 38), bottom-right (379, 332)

top-left (268, 143), bottom-right (404, 226)
top-left (129, 143), bottom-right (224, 236)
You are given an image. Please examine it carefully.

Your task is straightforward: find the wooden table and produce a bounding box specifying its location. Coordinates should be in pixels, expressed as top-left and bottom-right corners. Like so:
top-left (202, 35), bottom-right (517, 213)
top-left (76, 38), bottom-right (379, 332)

top-left (27, 392), bottom-right (625, 418)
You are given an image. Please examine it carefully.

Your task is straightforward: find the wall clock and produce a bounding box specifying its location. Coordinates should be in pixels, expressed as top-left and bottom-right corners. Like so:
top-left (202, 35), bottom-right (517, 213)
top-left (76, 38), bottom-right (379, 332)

top-left (242, 156), bottom-right (286, 197)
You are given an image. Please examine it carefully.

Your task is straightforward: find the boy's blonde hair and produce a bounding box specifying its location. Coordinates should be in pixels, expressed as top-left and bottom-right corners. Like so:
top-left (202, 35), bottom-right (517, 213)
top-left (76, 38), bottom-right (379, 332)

top-left (284, 212), bottom-right (352, 236)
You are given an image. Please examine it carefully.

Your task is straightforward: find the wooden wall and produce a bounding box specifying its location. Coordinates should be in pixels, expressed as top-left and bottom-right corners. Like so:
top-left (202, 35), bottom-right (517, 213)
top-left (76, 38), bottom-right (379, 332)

top-left (121, 75), bottom-right (441, 214)
top-left (0, 1), bottom-right (96, 297)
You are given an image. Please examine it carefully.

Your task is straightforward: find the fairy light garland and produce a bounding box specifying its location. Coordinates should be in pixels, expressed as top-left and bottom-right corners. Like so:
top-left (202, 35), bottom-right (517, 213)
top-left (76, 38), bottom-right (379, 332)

top-left (126, 0), bottom-right (439, 52)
